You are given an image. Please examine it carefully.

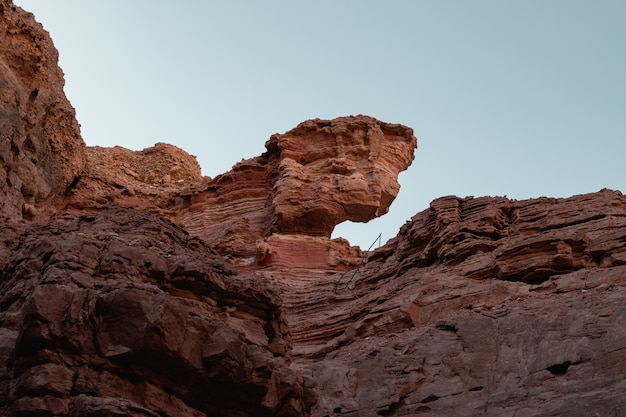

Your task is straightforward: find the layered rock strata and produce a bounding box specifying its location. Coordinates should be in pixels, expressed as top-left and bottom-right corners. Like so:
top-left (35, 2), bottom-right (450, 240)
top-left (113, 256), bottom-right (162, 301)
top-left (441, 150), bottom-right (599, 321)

top-left (1, 0), bottom-right (417, 270)
top-left (2, 1), bottom-right (626, 416)
top-left (168, 116), bottom-right (416, 270)
top-left (270, 189), bottom-right (626, 416)
top-left (59, 115), bottom-right (416, 271)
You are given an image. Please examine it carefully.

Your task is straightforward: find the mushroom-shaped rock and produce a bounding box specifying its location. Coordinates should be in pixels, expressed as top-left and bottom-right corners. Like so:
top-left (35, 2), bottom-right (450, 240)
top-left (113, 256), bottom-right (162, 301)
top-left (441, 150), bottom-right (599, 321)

top-left (172, 115), bottom-right (417, 271)
top-left (268, 116), bottom-right (416, 235)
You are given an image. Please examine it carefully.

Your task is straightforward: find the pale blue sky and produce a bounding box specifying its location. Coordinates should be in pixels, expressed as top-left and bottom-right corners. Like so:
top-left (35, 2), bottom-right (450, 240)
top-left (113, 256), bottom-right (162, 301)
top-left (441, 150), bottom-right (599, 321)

top-left (15, 1), bottom-right (626, 249)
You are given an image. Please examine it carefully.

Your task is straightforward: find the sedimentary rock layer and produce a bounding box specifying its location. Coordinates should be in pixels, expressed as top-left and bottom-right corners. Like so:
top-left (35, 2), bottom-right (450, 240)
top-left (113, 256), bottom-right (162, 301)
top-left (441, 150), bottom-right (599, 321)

top-left (2, 1), bottom-right (626, 416)
top-left (168, 115), bottom-right (417, 270)
top-left (271, 189), bottom-right (626, 416)
top-left (59, 115), bottom-right (416, 271)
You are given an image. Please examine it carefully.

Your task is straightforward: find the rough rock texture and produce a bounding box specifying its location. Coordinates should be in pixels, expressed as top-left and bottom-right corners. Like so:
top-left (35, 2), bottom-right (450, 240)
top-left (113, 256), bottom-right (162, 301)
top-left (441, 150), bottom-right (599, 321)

top-left (2, 0), bottom-right (417, 269)
top-left (0, 0), bottom-right (85, 221)
top-left (58, 115), bottom-right (415, 272)
top-left (3, 1), bottom-right (626, 416)
top-left (0, 206), bottom-right (313, 416)
top-left (268, 189), bottom-right (626, 416)
top-left (60, 143), bottom-right (204, 215)
top-left (168, 116), bottom-right (417, 270)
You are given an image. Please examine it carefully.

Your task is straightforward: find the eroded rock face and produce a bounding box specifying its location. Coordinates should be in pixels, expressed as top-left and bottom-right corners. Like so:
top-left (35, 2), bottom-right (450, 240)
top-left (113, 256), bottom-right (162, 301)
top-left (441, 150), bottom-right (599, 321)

top-left (60, 143), bottom-right (205, 214)
top-left (269, 189), bottom-right (626, 416)
top-left (170, 116), bottom-right (416, 270)
top-left (0, 206), bottom-right (314, 417)
top-left (3, 1), bottom-right (626, 416)
top-left (266, 117), bottom-right (416, 234)
top-left (0, 0), bottom-right (85, 221)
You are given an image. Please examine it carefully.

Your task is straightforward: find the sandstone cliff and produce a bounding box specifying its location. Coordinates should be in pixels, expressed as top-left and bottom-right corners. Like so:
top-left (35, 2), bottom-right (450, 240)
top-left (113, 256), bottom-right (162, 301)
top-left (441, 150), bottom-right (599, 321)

top-left (0, 0), bottom-right (85, 221)
top-left (2, 1), bottom-right (626, 416)
top-left (273, 189), bottom-right (626, 416)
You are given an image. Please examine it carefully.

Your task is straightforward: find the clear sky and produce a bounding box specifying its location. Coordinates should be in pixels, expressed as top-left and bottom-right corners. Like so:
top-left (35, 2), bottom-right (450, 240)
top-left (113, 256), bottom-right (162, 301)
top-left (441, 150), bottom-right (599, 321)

top-left (14, 1), bottom-right (626, 249)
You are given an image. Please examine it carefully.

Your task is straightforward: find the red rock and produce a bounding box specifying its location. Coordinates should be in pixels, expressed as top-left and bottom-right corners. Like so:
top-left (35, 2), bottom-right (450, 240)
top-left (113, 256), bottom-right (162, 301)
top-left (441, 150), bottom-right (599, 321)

top-left (2, 1), bottom-right (626, 416)
top-left (0, 0), bottom-right (85, 221)
top-left (274, 189), bottom-right (626, 416)
top-left (170, 115), bottom-right (417, 271)
top-left (0, 207), bottom-right (313, 416)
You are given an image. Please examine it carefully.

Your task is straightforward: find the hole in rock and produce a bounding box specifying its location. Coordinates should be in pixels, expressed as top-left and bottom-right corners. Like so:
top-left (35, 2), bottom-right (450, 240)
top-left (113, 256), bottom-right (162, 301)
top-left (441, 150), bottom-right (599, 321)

top-left (333, 407), bottom-right (342, 413)
top-left (421, 395), bottom-right (439, 403)
top-left (42, 252), bottom-right (53, 265)
top-left (331, 220), bottom-right (384, 253)
top-left (64, 175), bottom-right (81, 195)
top-left (436, 323), bottom-right (458, 333)
top-left (469, 386), bottom-right (484, 391)
top-left (378, 404), bottom-right (400, 416)
top-left (546, 360), bottom-right (571, 375)
top-left (521, 270), bottom-right (552, 285)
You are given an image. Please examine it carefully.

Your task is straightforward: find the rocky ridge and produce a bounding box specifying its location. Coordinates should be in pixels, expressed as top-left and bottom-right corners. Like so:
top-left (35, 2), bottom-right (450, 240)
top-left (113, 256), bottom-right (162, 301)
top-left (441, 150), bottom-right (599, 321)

top-left (2, 1), bottom-right (626, 416)
top-left (271, 189), bottom-right (626, 416)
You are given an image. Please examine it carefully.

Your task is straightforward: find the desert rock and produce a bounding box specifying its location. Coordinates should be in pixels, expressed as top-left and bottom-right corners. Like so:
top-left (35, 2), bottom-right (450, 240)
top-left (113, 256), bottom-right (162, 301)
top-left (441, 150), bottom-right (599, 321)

top-left (2, 1), bottom-right (626, 416)
top-left (0, 206), bottom-right (313, 416)
top-left (271, 189), bottom-right (626, 416)
top-left (0, 0), bottom-right (85, 221)
top-left (169, 115), bottom-right (417, 270)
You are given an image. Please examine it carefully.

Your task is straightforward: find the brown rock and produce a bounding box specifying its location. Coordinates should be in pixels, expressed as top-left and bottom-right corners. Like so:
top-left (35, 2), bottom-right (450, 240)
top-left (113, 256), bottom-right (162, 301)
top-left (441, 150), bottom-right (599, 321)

top-left (60, 142), bottom-right (205, 214)
top-left (0, 206), bottom-right (313, 416)
top-left (0, 0), bottom-right (85, 220)
top-left (3, 2), bottom-right (626, 416)
top-left (273, 189), bottom-right (626, 416)
top-left (170, 115), bottom-right (416, 270)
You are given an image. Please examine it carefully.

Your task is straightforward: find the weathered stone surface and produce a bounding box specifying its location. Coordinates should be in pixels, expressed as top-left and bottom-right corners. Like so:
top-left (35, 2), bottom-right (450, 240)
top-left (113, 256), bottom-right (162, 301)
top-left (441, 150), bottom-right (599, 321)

top-left (3, 1), bottom-right (626, 416)
top-left (270, 189), bottom-right (626, 416)
top-left (0, 0), bottom-right (85, 221)
top-left (169, 115), bottom-right (417, 270)
top-left (0, 206), bottom-right (313, 416)
top-left (60, 142), bottom-right (205, 214)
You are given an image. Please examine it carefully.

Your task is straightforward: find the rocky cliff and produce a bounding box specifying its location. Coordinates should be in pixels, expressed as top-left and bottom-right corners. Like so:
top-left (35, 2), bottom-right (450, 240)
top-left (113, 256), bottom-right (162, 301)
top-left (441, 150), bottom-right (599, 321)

top-left (2, 1), bottom-right (626, 416)
top-left (0, 1), bottom-right (85, 222)
top-left (275, 190), bottom-right (626, 416)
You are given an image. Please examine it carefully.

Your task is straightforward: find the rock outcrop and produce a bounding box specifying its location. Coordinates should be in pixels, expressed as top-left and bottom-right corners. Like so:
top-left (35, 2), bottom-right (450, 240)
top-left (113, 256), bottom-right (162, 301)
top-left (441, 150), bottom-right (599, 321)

top-left (57, 114), bottom-right (416, 271)
top-left (61, 142), bottom-right (204, 215)
top-left (0, 207), bottom-right (313, 416)
top-left (2, 1), bottom-right (626, 416)
top-left (270, 189), bottom-right (626, 416)
top-left (0, 0), bottom-right (85, 221)
top-left (167, 116), bottom-right (416, 271)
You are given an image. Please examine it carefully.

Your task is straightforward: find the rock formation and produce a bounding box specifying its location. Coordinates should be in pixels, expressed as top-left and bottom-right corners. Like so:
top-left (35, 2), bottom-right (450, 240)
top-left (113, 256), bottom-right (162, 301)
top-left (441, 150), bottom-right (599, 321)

top-left (0, 0), bottom-right (85, 221)
top-left (168, 116), bottom-right (416, 271)
top-left (2, 1), bottom-right (626, 416)
top-left (272, 189), bottom-right (626, 416)
top-left (0, 207), bottom-right (313, 416)
top-left (56, 114), bottom-right (416, 271)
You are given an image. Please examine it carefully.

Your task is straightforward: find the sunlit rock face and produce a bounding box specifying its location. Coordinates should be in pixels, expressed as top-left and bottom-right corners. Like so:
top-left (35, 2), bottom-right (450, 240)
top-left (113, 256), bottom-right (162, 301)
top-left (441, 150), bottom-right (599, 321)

top-left (267, 116), bottom-right (416, 234)
top-left (0, 0), bottom-right (85, 221)
top-left (171, 115), bottom-right (417, 270)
